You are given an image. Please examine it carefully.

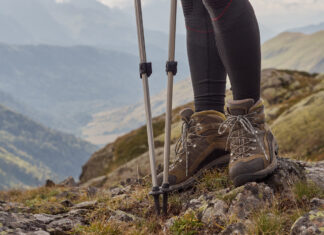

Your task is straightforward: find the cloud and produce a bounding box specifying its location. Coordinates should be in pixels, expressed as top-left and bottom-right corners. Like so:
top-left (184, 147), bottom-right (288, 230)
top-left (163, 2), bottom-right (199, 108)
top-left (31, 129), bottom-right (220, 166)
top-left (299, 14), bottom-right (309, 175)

top-left (97, 0), bottom-right (152, 9)
top-left (250, 0), bottom-right (324, 14)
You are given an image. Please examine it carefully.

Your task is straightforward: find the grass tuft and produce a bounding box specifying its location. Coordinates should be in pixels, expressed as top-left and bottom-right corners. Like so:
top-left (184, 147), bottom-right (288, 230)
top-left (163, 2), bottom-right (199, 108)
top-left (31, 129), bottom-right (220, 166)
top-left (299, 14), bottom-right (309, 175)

top-left (170, 212), bottom-right (204, 235)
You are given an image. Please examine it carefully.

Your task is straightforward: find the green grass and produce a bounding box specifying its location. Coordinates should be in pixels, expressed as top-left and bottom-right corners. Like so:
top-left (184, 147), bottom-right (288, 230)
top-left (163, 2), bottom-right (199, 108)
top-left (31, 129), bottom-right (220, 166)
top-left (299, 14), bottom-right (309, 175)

top-left (170, 212), bottom-right (205, 235)
top-left (196, 168), bottom-right (232, 193)
top-left (108, 119), bottom-right (165, 173)
top-left (73, 221), bottom-right (121, 235)
top-left (0, 186), bottom-right (88, 214)
top-left (250, 210), bottom-right (283, 235)
top-left (293, 180), bottom-right (324, 203)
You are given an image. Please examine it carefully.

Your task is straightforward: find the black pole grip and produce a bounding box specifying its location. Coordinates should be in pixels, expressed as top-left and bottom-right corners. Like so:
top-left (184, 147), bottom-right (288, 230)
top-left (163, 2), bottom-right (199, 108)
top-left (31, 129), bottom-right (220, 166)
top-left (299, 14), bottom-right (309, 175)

top-left (166, 61), bottom-right (178, 76)
top-left (139, 62), bottom-right (152, 78)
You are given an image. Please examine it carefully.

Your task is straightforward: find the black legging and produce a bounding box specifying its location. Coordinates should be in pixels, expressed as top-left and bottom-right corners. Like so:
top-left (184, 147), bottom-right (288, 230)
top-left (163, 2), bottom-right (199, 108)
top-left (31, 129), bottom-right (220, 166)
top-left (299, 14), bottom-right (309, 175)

top-left (181, 0), bottom-right (261, 113)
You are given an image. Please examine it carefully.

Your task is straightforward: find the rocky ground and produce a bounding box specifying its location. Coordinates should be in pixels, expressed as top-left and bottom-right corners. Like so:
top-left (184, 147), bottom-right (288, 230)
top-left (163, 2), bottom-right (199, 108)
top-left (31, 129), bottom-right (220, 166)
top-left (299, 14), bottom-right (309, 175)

top-left (0, 158), bottom-right (323, 234)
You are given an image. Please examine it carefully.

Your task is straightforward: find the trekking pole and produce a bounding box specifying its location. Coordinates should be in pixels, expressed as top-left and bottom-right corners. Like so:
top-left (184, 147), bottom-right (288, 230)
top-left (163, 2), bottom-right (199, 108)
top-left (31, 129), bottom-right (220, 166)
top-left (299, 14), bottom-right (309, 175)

top-left (162, 0), bottom-right (178, 216)
top-left (134, 0), bottom-right (161, 215)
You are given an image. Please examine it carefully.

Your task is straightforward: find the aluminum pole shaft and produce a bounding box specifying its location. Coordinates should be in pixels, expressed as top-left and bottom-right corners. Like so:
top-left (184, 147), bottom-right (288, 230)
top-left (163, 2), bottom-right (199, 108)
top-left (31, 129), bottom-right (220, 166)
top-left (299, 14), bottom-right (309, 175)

top-left (163, 0), bottom-right (177, 185)
top-left (134, 0), bottom-right (158, 188)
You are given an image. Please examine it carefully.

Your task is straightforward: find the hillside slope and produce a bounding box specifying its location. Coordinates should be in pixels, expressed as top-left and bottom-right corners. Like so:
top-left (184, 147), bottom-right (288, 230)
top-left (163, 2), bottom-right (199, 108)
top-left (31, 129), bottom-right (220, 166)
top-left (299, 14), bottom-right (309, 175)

top-left (82, 78), bottom-right (194, 145)
top-left (262, 31), bottom-right (324, 73)
top-left (80, 69), bottom-right (324, 186)
top-left (0, 104), bottom-right (97, 190)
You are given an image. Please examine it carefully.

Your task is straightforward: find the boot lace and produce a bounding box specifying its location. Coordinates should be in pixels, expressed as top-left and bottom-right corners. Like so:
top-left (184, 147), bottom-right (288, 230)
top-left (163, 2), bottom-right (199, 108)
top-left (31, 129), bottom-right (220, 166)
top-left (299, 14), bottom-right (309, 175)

top-left (174, 119), bottom-right (206, 177)
top-left (218, 112), bottom-right (269, 162)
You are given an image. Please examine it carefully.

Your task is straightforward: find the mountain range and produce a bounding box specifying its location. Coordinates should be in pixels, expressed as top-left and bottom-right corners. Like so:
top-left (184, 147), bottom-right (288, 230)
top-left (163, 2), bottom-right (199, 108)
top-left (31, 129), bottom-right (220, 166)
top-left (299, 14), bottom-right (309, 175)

top-left (262, 31), bottom-right (324, 73)
top-left (0, 104), bottom-right (97, 190)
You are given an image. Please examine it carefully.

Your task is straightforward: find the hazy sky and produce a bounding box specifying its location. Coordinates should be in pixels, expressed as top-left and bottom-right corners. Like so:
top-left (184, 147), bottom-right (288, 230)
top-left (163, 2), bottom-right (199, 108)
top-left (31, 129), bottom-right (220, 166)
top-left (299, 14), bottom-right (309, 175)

top-left (98, 0), bottom-right (324, 34)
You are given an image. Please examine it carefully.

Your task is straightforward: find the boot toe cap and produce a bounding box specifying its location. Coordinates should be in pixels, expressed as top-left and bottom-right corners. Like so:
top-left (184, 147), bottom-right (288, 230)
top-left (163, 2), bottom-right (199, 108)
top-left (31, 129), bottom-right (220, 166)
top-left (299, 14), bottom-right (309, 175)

top-left (229, 157), bottom-right (265, 181)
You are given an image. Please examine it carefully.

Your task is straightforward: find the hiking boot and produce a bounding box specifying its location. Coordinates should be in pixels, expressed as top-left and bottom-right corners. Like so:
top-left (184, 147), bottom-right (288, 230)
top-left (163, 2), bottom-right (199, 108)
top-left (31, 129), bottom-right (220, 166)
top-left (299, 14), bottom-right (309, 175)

top-left (219, 99), bottom-right (279, 187)
top-left (157, 108), bottom-right (230, 191)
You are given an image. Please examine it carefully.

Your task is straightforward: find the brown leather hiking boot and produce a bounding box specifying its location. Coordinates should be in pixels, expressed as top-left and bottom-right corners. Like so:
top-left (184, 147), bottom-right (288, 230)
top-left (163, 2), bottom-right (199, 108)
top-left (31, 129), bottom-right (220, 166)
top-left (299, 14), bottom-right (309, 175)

top-left (157, 108), bottom-right (230, 191)
top-left (219, 99), bottom-right (279, 187)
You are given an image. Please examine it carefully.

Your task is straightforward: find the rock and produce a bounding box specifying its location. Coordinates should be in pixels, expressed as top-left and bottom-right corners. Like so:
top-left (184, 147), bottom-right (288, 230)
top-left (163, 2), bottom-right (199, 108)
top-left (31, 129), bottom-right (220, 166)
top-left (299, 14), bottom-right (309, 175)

top-left (304, 161), bottom-right (324, 190)
top-left (27, 231), bottom-right (50, 235)
top-left (310, 198), bottom-right (324, 210)
top-left (47, 218), bottom-right (75, 233)
top-left (220, 222), bottom-right (247, 235)
top-left (28, 231), bottom-right (50, 235)
top-left (265, 158), bottom-right (305, 192)
top-left (34, 214), bottom-right (56, 224)
top-left (72, 201), bottom-right (97, 210)
top-left (0, 206), bottom-right (89, 235)
top-left (201, 199), bottom-right (228, 226)
top-left (58, 177), bottom-right (77, 187)
top-left (108, 210), bottom-right (136, 222)
top-left (291, 210), bottom-right (324, 235)
top-left (228, 182), bottom-right (274, 220)
top-left (45, 180), bottom-right (55, 188)
top-left (109, 187), bottom-right (126, 197)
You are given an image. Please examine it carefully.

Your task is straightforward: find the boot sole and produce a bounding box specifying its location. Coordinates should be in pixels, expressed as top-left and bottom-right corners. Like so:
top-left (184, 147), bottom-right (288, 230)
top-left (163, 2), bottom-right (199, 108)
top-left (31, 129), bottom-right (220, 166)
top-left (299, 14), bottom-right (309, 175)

top-left (169, 153), bottom-right (230, 191)
top-left (232, 155), bottom-right (278, 187)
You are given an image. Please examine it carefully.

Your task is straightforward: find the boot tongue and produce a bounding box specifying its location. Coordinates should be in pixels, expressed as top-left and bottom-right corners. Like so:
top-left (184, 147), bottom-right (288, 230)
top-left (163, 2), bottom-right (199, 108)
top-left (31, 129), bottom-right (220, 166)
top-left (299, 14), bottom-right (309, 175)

top-left (180, 108), bottom-right (194, 122)
top-left (227, 99), bottom-right (255, 115)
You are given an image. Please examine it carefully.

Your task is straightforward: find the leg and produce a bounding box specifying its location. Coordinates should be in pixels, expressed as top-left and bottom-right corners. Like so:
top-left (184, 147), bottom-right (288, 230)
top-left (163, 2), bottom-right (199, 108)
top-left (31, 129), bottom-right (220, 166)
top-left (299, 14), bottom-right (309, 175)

top-left (181, 0), bottom-right (227, 113)
top-left (202, 0), bottom-right (261, 102)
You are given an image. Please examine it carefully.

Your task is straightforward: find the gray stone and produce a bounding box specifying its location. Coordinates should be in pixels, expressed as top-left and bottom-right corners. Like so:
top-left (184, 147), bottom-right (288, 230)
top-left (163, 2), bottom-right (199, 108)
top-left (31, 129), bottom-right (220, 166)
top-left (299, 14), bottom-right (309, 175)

top-left (310, 198), bottom-right (324, 210)
top-left (47, 218), bottom-right (74, 232)
top-left (291, 210), bottom-right (324, 235)
top-left (220, 223), bottom-right (247, 235)
top-left (34, 214), bottom-right (56, 224)
top-left (304, 161), bottom-right (324, 190)
top-left (201, 199), bottom-right (228, 225)
top-left (109, 187), bottom-right (125, 197)
top-left (228, 182), bottom-right (274, 220)
top-left (264, 158), bottom-right (305, 192)
top-left (27, 231), bottom-right (50, 235)
top-left (72, 201), bottom-right (97, 209)
top-left (108, 210), bottom-right (136, 222)
top-left (58, 177), bottom-right (77, 187)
